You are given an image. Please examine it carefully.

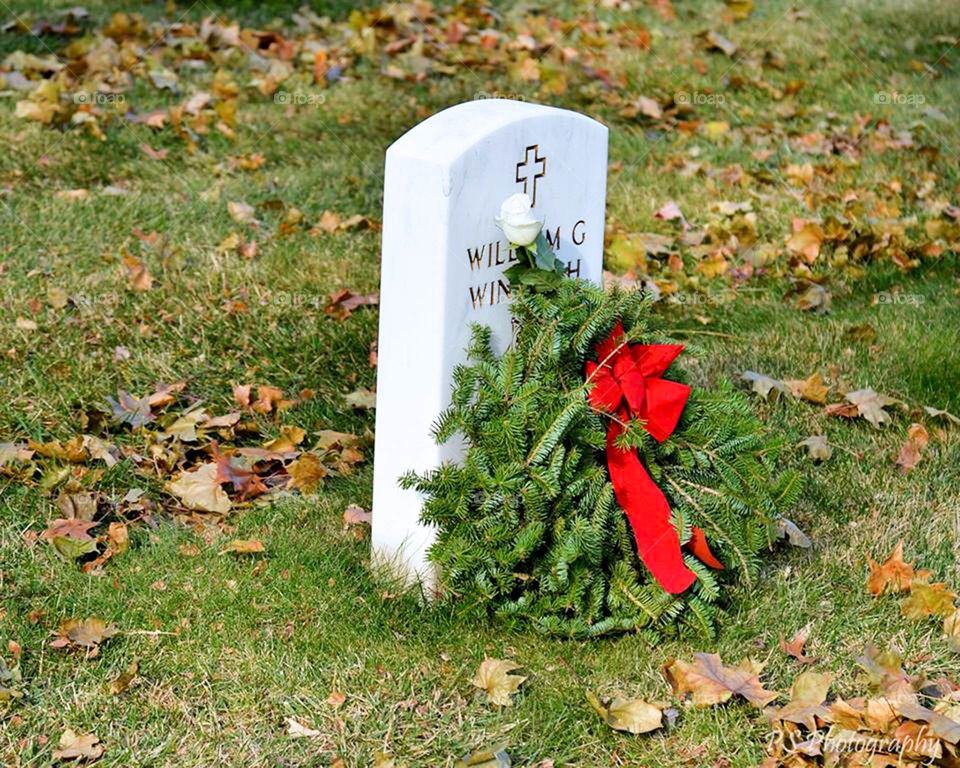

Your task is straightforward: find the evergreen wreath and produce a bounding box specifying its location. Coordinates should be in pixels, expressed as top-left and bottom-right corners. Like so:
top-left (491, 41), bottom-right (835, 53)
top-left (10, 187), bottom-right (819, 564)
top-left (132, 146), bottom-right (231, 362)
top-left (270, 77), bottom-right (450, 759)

top-left (402, 195), bottom-right (801, 638)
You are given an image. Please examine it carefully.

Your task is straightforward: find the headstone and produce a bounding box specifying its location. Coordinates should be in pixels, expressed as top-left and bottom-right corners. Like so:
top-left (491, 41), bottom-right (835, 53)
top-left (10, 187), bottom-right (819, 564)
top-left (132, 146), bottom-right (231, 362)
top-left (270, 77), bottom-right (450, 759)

top-left (372, 99), bottom-right (609, 584)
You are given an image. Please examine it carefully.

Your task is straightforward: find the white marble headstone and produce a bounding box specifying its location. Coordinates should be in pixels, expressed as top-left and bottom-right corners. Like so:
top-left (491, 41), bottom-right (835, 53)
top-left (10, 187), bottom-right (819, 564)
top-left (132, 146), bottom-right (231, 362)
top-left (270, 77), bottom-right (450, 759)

top-left (372, 99), bottom-right (608, 584)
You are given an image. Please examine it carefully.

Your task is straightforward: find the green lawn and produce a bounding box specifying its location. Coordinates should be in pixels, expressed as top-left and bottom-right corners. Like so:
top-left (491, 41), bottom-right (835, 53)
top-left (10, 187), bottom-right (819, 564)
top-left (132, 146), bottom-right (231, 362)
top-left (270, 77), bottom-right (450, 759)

top-left (1, 0), bottom-right (959, 765)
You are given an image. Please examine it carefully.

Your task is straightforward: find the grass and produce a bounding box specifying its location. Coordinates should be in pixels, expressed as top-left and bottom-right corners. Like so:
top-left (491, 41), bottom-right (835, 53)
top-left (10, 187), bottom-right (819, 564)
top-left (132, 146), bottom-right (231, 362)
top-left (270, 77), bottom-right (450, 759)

top-left (1, 0), bottom-right (959, 765)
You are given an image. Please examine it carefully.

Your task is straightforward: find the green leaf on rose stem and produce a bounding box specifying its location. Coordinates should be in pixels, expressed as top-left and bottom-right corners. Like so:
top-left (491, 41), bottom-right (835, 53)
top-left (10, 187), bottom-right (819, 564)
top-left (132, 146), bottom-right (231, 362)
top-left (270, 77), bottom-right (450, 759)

top-left (532, 232), bottom-right (563, 272)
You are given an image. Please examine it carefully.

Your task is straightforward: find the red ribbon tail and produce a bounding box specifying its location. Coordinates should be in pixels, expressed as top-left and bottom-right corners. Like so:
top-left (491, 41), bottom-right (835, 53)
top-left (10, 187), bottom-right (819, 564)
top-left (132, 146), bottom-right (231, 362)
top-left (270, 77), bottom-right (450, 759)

top-left (688, 527), bottom-right (725, 570)
top-left (606, 419), bottom-right (696, 595)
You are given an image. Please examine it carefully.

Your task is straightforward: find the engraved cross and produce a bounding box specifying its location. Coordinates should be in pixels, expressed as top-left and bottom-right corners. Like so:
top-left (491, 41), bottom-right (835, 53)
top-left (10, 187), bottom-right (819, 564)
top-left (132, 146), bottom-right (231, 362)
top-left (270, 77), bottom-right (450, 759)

top-left (515, 144), bottom-right (546, 205)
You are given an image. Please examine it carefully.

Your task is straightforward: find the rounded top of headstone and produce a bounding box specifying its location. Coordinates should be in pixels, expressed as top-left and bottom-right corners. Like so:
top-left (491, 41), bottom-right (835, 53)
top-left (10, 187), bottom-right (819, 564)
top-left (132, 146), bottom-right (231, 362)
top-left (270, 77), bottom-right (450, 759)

top-left (387, 99), bottom-right (607, 165)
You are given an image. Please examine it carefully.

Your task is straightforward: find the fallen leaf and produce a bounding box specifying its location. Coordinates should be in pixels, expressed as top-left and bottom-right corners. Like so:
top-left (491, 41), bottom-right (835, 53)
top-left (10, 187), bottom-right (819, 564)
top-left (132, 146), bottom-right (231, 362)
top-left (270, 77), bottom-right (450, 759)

top-left (52, 728), bottom-right (104, 761)
top-left (41, 518), bottom-right (99, 560)
top-left (786, 219), bottom-right (825, 263)
top-left (228, 200), bottom-right (255, 224)
top-left (924, 406), bottom-right (960, 426)
top-left (324, 289), bottom-right (379, 320)
top-left (789, 281), bottom-right (831, 312)
top-left (52, 618), bottom-right (117, 650)
top-left (345, 388), bottom-right (376, 409)
top-left (895, 423), bottom-right (929, 472)
top-left (789, 671), bottom-right (832, 705)
top-left (287, 453), bottom-right (327, 493)
top-left (829, 388), bottom-right (899, 427)
top-left (233, 383), bottom-right (252, 408)
top-left (654, 200), bottom-right (684, 224)
top-left (472, 658), bottom-right (527, 707)
top-left (663, 652), bottom-right (779, 707)
top-left (168, 463), bottom-right (231, 514)
top-left (252, 385), bottom-right (285, 413)
top-left (219, 539), bottom-right (264, 555)
top-left (779, 625), bottom-right (817, 664)
top-left (343, 504), bottom-right (371, 526)
top-left (47, 286), bottom-right (68, 309)
top-left (742, 370), bottom-right (785, 399)
top-left (867, 541), bottom-right (930, 595)
top-left (783, 372), bottom-right (830, 404)
top-left (284, 717), bottom-right (321, 739)
top-left (586, 690), bottom-right (663, 734)
top-left (16, 317), bottom-right (38, 331)
top-left (106, 659), bottom-right (138, 695)
top-left (901, 579), bottom-right (956, 619)
top-left (797, 435), bottom-right (831, 461)
top-left (123, 253), bottom-right (153, 292)
top-left (776, 517), bottom-right (812, 548)
top-left (945, 609), bottom-right (960, 652)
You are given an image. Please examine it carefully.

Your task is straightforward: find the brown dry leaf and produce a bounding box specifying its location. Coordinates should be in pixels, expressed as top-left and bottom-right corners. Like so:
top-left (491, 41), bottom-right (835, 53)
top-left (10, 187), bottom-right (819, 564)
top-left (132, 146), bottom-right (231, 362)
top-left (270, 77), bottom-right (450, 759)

top-left (252, 385), bottom-right (285, 414)
top-left (741, 370), bottom-right (785, 399)
top-left (52, 728), bottom-right (104, 761)
top-left (797, 435), bottom-right (831, 461)
top-left (345, 388), bottom-right (376, 410)
top-left (343, 504), bottom-right (371, 526)
top-left (317, 210), bottom-right (341, 233)
top-left (123, 253), bottom-right (153, 292)
top-left (106, 523), bottom-right (128, 557)
top-left (867, 541), bottom-right (930, 596)
top-left (782, 372), bottom-right (830, 404)
top-left (53, 618), bottom-right (118, 650)
top-left (895, 423), bottom-right (929, 472)
top-left (106, 659), bottom-right (138, 695)
top-left (227, 200), bottom-right (255, 224)
top-left (233, 383), bottom-right (252, 408)
top-left (832, 388), bottom-right (899, 427)
top-left (924, 406), bottom-right (960, 426)
top-left (168, 462), bottom-right (231, 514)
top-left (654, 200), bottom-right (684, 223)
top-left (284, 717), bottom-right (321, 739)
top-left (945, 609), bottom-right (960, 652)
top-left (779, 625), bottom-right (817, 664)
top-left (636, 95), bottom-right (662, 120)
top-left (287, 453), bottom-right (327, 493)
top-left (789, 671), bottom-right (832, 705)
top-left (472, 658), bottom-right (527, 707)
top-left (786, 219), bottom-right (825, 263)
top-left (663, 652), bottom-right (779, 707)
top-left (901, 579), bottom-right (956, 619)
top-left (896, 699), bottom-right (960, 743)
top-left (219, 539), bottom-right (265, 555)
top-left (790, 281), bottom-right (831, 312)
top-left (586, 690), bottom-right (663, 734)
top-left (324, 289), bottom-right (379, 320)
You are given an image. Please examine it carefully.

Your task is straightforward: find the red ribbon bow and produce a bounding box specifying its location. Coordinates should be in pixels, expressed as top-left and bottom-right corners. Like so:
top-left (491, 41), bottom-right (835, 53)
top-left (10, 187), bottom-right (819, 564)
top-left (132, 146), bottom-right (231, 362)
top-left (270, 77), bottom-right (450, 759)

top-left (585, 322), bottom-right (723, 594)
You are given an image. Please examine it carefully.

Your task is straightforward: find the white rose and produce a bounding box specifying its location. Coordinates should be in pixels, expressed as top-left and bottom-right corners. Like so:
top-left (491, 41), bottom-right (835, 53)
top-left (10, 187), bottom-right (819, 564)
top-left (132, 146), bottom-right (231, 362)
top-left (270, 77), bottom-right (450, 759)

top-left (495, 193), bottom-right (543, 247)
